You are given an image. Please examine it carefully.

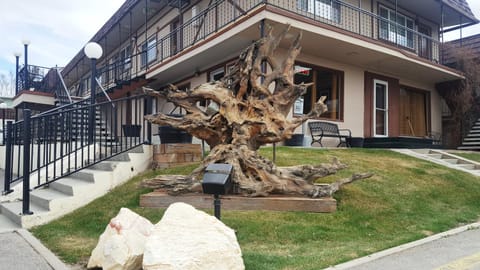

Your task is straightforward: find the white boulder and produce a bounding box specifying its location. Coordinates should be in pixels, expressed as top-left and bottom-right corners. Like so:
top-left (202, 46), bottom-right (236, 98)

top-left (143, 202), bottom-right (244, 270)
top-left (87, 207), bottom-right (154, 270)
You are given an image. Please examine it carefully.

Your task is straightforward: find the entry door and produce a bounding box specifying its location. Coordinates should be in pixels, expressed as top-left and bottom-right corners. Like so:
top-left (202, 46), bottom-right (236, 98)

top-left (399, 89), bottom-right (427, 137)
top-left (374, 80), bottom-right (388, 137)
top-left (418, 24), bottom-right (432, 60)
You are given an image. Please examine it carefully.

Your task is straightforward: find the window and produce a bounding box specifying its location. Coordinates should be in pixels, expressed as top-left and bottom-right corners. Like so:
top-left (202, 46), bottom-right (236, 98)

top-left (297, 0), bottom-right (341, 23)
top-left (141, 37), bottom-right (157, 67)
top-left (293, 64), bottom-right (343, 120)
top-left (120, 45), bottom-right (132, 70)
top-left (374, 80), bottom-right (388, 137)
top-left (379, 5), bottom-right (414, 49)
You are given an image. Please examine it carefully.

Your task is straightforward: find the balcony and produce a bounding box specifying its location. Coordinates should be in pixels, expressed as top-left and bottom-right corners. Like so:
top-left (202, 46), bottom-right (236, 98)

top-left (67, 0), bottom-right (471, 96)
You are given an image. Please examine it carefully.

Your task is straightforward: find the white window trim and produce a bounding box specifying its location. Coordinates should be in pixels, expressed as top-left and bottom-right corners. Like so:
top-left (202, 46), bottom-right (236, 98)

top-left (373, 79), bottom-right (388, 137)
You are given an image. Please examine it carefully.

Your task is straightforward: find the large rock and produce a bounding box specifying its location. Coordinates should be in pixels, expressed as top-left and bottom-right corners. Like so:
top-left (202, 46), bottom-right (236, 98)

top-left (143, 202), bottom-right (244, 270)
top-left (87, 208), bottom-right (154, 270)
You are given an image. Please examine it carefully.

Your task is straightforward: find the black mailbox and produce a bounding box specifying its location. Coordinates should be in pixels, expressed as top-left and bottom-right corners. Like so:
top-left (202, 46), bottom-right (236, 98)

top-left (202, 163), bottom-right (233, 195)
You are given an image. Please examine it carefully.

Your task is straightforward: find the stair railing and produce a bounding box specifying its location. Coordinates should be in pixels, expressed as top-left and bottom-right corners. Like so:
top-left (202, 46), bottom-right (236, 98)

top-left (56, 67), bottom-right (73, 104)
top-left (2, 94), bottom-right (153, 214)
top-left (95, 77), bottom-right (114, 107)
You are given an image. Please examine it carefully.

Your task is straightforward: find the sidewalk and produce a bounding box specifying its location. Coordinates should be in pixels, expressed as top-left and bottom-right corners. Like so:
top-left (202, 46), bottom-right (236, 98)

top-left (327, 223), bottom-right (480, 270)
top-left (0, 229), bottom-right (69, 270)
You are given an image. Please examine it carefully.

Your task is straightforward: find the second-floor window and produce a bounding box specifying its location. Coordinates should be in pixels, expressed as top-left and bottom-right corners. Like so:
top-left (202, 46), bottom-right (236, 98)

top-left (141, 37), bottom-right (157, 67)
top-left (297, 0), bottom-right (341, 23)
top-left (379, 5), bottom-right (414, 49)
top-left (120, 45), bottom-right (132, 70)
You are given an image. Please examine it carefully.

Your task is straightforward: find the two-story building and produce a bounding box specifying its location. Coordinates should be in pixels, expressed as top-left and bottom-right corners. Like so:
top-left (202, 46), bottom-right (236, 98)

top-left (13, 0), bottom-right (479, 147)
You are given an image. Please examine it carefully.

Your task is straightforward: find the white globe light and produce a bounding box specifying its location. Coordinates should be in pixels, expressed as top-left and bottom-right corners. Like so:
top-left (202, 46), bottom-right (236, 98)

top-left (0, 103), bottom-right (7, 109)
top-left (84, 42), bottom-right (103, 59)
top-left (13, 52), bottom-right (21, 57)
top-left (21, 39), bottom-right (30, 46)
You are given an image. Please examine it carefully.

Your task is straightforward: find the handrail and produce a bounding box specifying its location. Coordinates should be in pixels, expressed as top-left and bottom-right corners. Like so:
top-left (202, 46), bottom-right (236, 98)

top-left (56, 67), bottom-right (72, 103)
top-left (95, 77), bottom-right (115, 108)
top-left (3, 94), bottom-right (152, 213)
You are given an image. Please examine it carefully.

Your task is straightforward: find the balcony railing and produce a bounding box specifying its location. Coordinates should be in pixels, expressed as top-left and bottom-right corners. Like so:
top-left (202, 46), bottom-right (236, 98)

top-left (72, 0), bottom-right (444, 97)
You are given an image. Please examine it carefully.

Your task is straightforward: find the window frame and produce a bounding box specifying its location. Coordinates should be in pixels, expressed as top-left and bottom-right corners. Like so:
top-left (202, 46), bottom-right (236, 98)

top-left (297, 0), bottom-right (341, 23)
top-left (378, 5), bottom-right (415, 49)
top-left (141, 37), bottom-right (157, 67)
top-left (294, 62), bottom-right (344, 121)
top-left (373, 79), bottom-right (389, 137)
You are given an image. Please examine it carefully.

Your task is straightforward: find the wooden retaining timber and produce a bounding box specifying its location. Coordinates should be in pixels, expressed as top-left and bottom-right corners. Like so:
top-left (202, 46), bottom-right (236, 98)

top-left (152, 144), bottom-right (202, 169)
top-left (140, 190), bottom-right (337, 213)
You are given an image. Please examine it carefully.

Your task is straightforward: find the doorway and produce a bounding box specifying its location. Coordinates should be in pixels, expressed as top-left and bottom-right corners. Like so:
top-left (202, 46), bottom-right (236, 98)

top-left (399, 88), bottom-right (428, 137)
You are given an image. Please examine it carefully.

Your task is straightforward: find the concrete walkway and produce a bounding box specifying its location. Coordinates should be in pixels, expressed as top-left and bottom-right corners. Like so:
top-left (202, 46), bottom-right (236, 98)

top-left (0, 230), bottom-right (69, 270)
top-left (327, 223), bottom-right (480, 270)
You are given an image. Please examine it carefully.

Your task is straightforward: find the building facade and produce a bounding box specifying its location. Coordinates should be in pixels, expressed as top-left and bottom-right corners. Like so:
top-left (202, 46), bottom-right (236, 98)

top-left (13, 0), bottom-right (479, 147)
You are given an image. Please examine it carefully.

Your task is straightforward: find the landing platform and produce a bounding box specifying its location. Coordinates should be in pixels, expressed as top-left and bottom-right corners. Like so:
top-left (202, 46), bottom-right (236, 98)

top-left (140, 190), bottom-right (336, 213)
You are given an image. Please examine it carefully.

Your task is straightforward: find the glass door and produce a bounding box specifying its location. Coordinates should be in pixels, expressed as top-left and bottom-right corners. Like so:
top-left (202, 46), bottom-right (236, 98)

top-left (374, 80), bottom-right (388, 137)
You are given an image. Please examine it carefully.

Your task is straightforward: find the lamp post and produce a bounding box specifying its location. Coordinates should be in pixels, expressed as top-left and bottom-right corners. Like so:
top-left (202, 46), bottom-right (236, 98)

top-left (0, 103), bottom-right (6, 145)
top-left (22, 40), bottom-right (30, 90)
top-left (84, 42), bottom-right (103, 144)
top-left (14, 52), bottom-right (21, 95)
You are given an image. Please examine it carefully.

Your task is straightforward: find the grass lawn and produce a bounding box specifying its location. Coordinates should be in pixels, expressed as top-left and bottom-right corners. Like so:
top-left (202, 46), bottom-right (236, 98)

top-left (30, 147), bottom-right (480, 269)
top-left (451, 151), bottom-right (480, 163)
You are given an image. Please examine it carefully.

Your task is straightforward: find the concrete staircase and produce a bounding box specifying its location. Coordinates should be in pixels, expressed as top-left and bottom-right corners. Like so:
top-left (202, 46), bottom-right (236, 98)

top-left (394, 149), bottom-right (480, 176)
top-left (0, 145), bottom-right (152, 229)
top-left (458, 119), bottom-right (480, 150)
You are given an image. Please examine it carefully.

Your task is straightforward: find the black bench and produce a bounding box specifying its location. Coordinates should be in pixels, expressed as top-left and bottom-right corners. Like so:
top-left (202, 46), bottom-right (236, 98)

top-left (308, 121), bottom-right (351, 147)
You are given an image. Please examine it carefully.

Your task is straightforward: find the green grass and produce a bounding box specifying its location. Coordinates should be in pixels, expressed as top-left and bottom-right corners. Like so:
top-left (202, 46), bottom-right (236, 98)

top-left (30, 147), bottom-right (480, 269)
top-left (452, 151), bottom-right (480, 163)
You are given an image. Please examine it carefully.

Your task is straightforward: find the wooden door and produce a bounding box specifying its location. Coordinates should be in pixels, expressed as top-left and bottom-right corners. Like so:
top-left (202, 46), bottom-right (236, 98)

top-left (399, 89), bottom-right (427, 137)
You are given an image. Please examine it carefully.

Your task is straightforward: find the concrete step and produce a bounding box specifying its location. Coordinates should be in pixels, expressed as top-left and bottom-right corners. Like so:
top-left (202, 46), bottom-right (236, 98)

top-left (30, 188), bottom-right (72, 210)
top-left (460, 142), bottom-right (480, 146)
top-left (70, 170), bottom-right (96, 182)
top-left (89, 161), bottom-right (118, 171)
top-left (463, 137), bottom-right (480, 141)
top-left (457, 164), bottom-right (477, 170)
top-left (0, 201), bottom-right (48, 226)
top-left (441, 158), bottom-right (459, 164)
top-left (0, 214), bottom-right (21, 232)
top-left (49, 177), bottom-right (95, 196)
top-left (427, 154), bottom-right (442, 159)
top-left (458, 146), bottom-right (480, 150)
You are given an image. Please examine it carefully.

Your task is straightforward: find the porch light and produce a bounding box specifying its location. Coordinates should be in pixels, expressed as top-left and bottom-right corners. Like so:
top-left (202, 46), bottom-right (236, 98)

top-left (84, 42), bottom-right (103, 59)
top-left (84, 42), bottom-right (103, 144)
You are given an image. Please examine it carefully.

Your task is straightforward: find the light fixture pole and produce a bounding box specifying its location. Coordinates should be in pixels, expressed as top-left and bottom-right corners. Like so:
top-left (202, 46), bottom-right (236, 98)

top-left (14, 52), bottom-right (21, 95)
top-left (84, 42), bottom-right (103, 144)
top-left (22, 40), bottom-right (30, 90)
top-left (0, 103), bottom-right (6, 145)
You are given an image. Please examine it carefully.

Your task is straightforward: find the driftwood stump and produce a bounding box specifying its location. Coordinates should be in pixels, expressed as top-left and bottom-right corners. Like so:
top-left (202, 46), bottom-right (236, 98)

top-left (144, 26), bottom-right (371, 197)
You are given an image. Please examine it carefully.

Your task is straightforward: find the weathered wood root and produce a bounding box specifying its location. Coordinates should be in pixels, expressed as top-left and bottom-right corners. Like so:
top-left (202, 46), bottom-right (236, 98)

top-left (141, 145), bottom-right (373, 198)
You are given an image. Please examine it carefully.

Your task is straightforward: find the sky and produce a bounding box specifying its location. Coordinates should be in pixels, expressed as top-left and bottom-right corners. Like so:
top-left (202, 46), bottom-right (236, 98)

top-left (0, 0), bottom-right (479, 96)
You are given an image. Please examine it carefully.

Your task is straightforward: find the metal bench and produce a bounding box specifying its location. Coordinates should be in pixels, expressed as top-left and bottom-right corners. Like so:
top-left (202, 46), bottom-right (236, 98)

top-left (308, 121), bottom-right (351, 147)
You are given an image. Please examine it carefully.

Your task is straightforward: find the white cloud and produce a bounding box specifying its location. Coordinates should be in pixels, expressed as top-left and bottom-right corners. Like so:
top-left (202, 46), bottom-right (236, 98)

top-left (0, 0), bottom-right (124, 72)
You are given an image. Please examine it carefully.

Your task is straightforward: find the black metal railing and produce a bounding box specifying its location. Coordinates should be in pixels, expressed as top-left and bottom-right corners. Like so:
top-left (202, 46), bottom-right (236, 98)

top-left (3, 94), bottom-right (152, 214)
top-left (18, 64), bottom-right (73, 105)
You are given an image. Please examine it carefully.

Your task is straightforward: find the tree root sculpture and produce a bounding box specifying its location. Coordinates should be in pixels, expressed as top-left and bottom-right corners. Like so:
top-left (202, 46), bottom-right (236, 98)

top-left (144, 25), bottom-right (372, 197)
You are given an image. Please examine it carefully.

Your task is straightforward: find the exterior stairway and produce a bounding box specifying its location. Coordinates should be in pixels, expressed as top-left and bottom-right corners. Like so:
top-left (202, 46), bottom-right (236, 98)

top-left (394, 149), bottom-right (480, 176)
top-left (458, 119), bottom-right (480, 150)
top-left (0, 145), bottom-right (152, 229)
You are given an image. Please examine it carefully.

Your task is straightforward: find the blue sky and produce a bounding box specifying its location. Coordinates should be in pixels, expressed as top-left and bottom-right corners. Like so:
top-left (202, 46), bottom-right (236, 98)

top-left (0, 0), bottom-right (479, 96)
top-left (0, 0), bottom-right (123, 96)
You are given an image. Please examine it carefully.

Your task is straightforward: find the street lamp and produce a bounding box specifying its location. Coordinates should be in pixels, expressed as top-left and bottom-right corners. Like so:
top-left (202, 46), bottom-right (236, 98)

top-left (84, 42), bottom-right (103, 144)
top-left (0, 102), bottom-right (7, 145)
top-left (14, 52), bottom-right (21, 95)
top-left (22, 40), bottom-right (30, 90)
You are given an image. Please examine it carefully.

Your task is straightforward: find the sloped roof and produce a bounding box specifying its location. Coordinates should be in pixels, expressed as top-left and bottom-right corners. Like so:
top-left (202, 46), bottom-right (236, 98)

top-left (443, 0), bottom-right (478, 22)
top-left (443, 34), bottom-right (480, 65)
